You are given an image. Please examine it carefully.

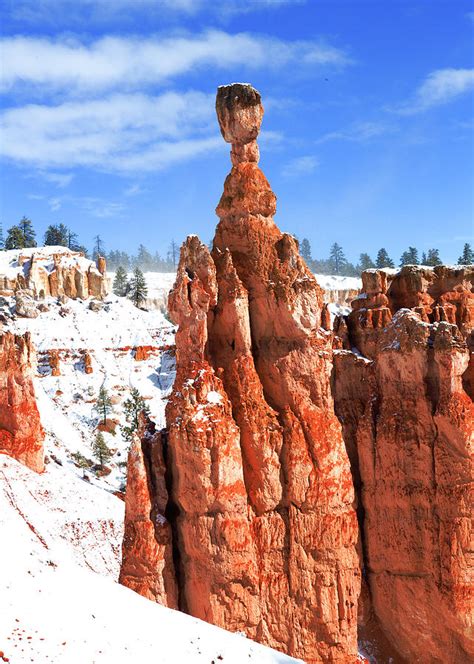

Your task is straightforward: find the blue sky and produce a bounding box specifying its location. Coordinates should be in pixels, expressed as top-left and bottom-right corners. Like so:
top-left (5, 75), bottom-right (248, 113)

top-left (1, 0), bottom-right (473, 264)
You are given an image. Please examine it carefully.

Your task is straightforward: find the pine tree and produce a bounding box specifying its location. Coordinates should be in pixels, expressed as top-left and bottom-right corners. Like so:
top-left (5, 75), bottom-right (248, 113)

top-left (44, 223), bottom-right (69, 246)
top-left (91, 431), bottom-right (112, 467)
top-left (137, 244), bottom-right (153, 271)
top-left (300, 238), bottom-right (312, 264)
top-left (359, 253), bottom-right (375, 270)
top-left (121, 388), bottom-right (150, 443)
top-left (19, 217), bottom-right (36, 248)
top-left (113, 266), bottom-right (129, 296)
top-left (399, 246), bottom-right (419, 266)
top-left (458, 243), bottom-right (474, 265)
top-left (168, 239), bottom-right (179, 270)
top-left (128, 267), bottom-right (148, 308)
top-left (5, 225), bottom-right (25, 250)
top-left (67, 228), bottom-right (80, 251)
top-left (94, 385), bottom-right (112, 425)
top-left (375, 248), bottom-right (395, 268)
top-left (92, 235), bottom-right (105, 263)
top-left (425, 248), bottom-right (442, 266)
top-left (421, 251), bottom-right (427, 265)
top-left (0, 223), bottom-right (4, 250)
top-left (328, 243), bottom-right (347, 275)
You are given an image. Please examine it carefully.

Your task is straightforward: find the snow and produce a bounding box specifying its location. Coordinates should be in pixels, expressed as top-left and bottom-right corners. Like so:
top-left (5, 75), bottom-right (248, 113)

top-left (3, 294), bottom-right (176, 495)
top-left (0, 246), bottom-right (98, 282)
top-left (206, 390), bottom-right (223, 404)
top-left (314, 273), bottom-right (361, 291)
top-left (0, 456), bottom-right (301, 664)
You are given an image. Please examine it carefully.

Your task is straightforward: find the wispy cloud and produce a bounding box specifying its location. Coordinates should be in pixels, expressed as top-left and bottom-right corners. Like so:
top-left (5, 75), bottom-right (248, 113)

top-left (0, 32), bottom-right (351, 96)
top-left (394, 68), bottom-right (474, 115)
top-left (0, 91), bottom-right (223, 173)
top-left (315, 120), bottom-right (394, 144)
top-left (48, 197), bottom-right (62, 211)
top-left (124, 183), bottom-right (145, 197)
top-left (38, 171), bottom-right (74, 187)
top-left (282, 155), bottom-right (319, 177)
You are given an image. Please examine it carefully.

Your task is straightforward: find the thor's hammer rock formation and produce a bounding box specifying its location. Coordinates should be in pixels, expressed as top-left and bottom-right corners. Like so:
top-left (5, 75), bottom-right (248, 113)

top-left (120, 83), bottom-right (360, 663)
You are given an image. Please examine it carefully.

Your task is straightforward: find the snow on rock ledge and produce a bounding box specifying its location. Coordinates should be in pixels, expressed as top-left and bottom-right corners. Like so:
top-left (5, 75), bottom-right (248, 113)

top-left (0, 246), bottom-right (108, 300)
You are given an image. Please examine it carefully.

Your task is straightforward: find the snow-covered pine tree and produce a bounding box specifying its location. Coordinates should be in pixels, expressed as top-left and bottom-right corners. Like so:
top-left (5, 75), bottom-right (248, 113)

top-left (113, 266), bottom-right (129, 296)
top-left (91, 432), bottom-right (112, 468)
top-left (375, 248), bottom-right (395, 268)
top-left (128, 267), bottom-right (148, 308)
top-left (458, 243), bottom-right (474, 265)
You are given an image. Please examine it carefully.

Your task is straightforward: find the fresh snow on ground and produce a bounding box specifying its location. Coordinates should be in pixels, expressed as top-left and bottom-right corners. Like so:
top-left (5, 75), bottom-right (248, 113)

top-left (0, 456), bottom-right (301, 664)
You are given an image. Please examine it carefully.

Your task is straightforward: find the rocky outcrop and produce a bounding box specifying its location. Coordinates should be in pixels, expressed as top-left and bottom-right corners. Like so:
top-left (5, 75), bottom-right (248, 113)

top-left (120, 83), bottom-right (360, 663)
top-left (0, 247), bottom-right (108, 300)
top-left (334, 270), bottom-right (474, 663)
top-left (119, 413), bottom-right (178, 607)
top-left (0, 332), bottom-right (44, 473)
top-left (347, 265), bottom-right (473, 358)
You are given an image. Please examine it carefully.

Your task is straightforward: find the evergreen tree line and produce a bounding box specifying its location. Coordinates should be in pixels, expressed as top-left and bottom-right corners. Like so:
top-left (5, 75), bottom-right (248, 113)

top-left (1, 218), bottom-right (473, 274)
top-left (299, 239), bottom-right (474, 276)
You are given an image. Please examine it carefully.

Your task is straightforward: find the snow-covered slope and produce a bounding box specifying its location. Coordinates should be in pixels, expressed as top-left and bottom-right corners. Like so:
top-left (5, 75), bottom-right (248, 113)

top-left (3, 294), bottom-right (175, 494)
top-left (0, 455), bottom-right (300, 664)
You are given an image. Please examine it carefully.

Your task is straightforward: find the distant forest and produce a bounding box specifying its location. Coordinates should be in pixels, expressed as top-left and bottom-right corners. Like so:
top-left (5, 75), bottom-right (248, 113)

top-left (1, 218), bottom-right (473, 275)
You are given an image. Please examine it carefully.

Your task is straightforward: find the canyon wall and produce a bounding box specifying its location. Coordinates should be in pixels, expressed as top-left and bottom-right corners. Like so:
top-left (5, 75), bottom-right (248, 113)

top-left (0, 331), bottom-right (44, 473)
top-left (334, 267), bottom-right (474, 663)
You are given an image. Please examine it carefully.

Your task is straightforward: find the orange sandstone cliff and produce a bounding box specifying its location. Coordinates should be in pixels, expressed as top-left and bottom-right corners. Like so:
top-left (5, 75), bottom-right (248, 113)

top-left (0, 331), bottom-right (44, 473)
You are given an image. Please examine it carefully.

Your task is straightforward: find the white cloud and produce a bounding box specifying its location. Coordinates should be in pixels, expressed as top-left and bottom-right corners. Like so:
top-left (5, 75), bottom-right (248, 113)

top-left (124, 183), bottom-right (144, 196)
top-left (0, 32), bottom-right (351, 95)
top-left (315, 121), bottom-right (394, 144)
top-left (282, 155), bottom-right (319, 177)
top-left (0, 91), bottom-right (223, 173)
top-left (48, 197), bottom-right (62, 211)
top-left (395, 68), bottom-right (474, 114)
top-left (39, 171), bottom-right (74, 187)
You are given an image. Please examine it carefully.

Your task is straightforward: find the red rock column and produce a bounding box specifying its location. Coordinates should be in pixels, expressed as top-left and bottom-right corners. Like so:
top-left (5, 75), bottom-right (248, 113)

top-left (0, 332), bottom-right (44, 473)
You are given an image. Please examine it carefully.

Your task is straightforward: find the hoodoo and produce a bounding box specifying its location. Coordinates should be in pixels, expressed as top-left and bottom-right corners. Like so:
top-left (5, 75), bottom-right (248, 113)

top-left (120, 83), bottom-right (360, 663)
top-left (0, 331), bottom-right (44, 473)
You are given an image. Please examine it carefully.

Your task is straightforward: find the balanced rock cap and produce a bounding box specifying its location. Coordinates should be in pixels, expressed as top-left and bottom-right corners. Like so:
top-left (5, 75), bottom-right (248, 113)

top-left (216, 83), bottom-right (263, 145)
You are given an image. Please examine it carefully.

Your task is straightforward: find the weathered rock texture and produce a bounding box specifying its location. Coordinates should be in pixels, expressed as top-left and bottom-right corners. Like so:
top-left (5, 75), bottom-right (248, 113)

top-left (334, 269), bottom-right (474, 663)
top-left (0, 247), bottom-right (107, 300)
top-left (0, 331), bottom-right (44, 473)
top-left (120, 84), bottom-right (360, 663)
top-left (120, 82), bottom-right (473, 664)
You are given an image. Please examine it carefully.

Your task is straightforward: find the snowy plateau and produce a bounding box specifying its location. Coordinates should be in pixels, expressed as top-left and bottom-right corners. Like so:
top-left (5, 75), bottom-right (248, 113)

top-left (0, 254), bottom-right (359, 664)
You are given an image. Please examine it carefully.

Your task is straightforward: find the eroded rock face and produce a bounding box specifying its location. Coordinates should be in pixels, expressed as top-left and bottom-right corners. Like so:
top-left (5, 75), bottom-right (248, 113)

top-left (119, 413), bottom-right (178, 607)
top-left (0, 247), bottom-right (108, 301)
top-left (120, 84), bottom-right (360, 663)
top-left (0, 332), bottom-right (44, 473)
top-left (334, 272), bottom-right (474, 663)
